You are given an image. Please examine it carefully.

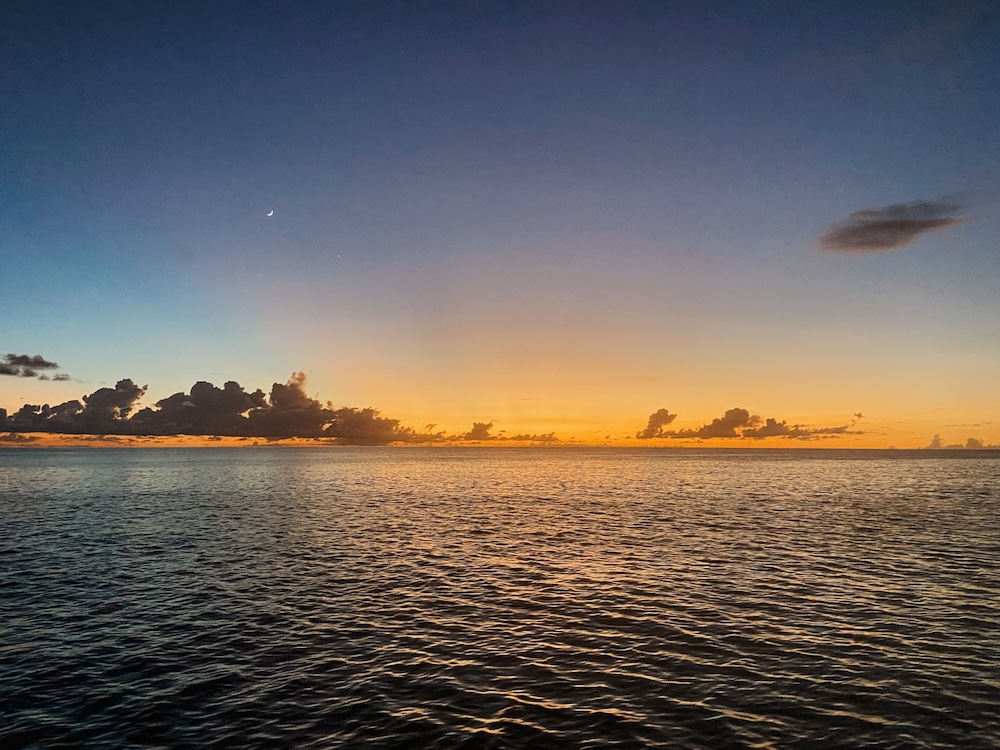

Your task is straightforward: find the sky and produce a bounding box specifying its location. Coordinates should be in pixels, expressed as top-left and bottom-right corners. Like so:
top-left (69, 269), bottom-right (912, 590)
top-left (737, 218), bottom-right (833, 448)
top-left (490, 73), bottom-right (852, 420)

top-left (2, 0), bottom-right (999, 447)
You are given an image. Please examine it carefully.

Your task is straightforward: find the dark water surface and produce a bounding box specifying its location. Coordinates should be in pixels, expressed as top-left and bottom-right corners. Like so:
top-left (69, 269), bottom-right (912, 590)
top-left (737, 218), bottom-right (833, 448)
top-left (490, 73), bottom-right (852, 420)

top-left (2, 447), bottom-right (999, 749)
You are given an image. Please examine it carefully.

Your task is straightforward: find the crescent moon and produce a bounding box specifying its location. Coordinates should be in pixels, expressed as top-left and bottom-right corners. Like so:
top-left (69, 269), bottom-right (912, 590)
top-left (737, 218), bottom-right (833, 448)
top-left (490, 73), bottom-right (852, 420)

top-left (266, 210), bottom-right (274, 217)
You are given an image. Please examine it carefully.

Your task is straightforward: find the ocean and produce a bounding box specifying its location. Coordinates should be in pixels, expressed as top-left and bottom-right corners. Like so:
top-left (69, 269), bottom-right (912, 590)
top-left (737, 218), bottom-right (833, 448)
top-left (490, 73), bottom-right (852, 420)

top-left (2, 447), bottom-right (998, 749)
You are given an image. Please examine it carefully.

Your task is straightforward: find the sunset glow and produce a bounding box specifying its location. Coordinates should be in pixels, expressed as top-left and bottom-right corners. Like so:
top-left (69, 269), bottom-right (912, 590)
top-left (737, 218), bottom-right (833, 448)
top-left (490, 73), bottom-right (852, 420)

top-left (2, 2), bottom-right (998, 449)
top-left (4, 4), bottom-right (1000, 747)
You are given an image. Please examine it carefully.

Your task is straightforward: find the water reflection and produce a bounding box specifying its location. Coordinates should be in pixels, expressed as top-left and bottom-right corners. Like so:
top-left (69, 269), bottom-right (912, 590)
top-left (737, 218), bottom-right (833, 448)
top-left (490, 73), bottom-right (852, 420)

top-left (2, 448), bottom-right (998, 748)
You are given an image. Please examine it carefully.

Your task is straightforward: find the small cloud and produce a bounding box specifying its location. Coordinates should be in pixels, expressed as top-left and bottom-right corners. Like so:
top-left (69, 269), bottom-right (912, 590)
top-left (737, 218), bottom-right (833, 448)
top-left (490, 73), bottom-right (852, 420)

top-left (5, 354), bottom-right (59, 369)
top-left (820, 199), bottom-right (965, 252)
top-left (1, 353), bottom-right (71, 380)
top-left (635, 408), bottom-right (678, 439)
top-left (464, 421), bottom-right (495, 441)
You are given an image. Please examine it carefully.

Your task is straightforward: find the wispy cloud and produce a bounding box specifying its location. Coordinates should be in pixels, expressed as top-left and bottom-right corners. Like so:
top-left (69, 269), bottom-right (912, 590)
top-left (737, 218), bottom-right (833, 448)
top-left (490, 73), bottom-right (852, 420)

top-left (820, 199), bottom-right (965, 252)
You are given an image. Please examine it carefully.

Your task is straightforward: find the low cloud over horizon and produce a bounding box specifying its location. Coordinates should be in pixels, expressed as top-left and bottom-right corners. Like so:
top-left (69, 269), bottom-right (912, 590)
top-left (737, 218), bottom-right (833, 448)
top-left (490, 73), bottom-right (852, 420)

top-left (926, 434), bottom-right (1000, 450)
top-left (636, 407), bottom-right (863, 441)
top-left (2, 370), bottom-right (870, 445)
top-left (0, 373), bottom-right (562, 445)
top-left (453, 421), bottom-right (558, 443)
top-left (0, 373), bottom-right (436, 445)
top-left (1, 353), bottom-right (70, 381)
top-left (820, 199), bottom-right (965, 252)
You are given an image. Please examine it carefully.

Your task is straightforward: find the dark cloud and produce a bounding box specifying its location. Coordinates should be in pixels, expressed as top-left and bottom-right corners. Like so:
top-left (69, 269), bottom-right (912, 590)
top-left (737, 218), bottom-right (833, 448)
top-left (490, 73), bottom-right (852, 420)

top-left (5, 354), bottom-right (59, 369)
top-left (248, 373), bottom-right (333, 437)
top-left (740, 417), bottom-right (803, 439)
top-left (741, 419), bottom-right (858, 440)
top-left (635, 408), bottom-right (678, 439)
top-left (83, 380), bottom-right (146, 420)
top-left (325, 407), bottom-right (427, 445)
top-left (131, 373), bottom-right (336, 439)
top-left (464, 421), bottom-right (495, 441)
top-left (0, 379), bottom-right (146, 434)
top-left (820, 200), bottom-right (965, 252)
top-left (445, 421), bottom-right (557, 443)
top-left (131, 379), bottom-right (268, 436)
top-left (637, 407), bottom-right (863, 440)
top-left (1, 353), bottom-right (70, 379)
top-left (0, 372), bottom-right (440, 444)
top-left (670, 408), bottom-right (758, 439)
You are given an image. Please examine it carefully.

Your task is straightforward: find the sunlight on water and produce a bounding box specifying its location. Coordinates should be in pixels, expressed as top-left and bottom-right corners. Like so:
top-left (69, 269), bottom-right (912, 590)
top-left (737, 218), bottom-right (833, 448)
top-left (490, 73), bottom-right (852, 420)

top-left (2, 448), bottom-right (999, 748)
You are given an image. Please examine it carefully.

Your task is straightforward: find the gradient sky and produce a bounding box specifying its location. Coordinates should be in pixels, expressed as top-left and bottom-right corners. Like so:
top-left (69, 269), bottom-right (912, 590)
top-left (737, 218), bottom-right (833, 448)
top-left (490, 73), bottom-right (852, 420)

top-left (3, 0), bottom-right (999, 446)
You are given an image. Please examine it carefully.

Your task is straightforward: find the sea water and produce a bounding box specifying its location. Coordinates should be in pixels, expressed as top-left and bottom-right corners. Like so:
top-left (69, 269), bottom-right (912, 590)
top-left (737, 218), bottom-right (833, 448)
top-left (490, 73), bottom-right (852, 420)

top-left (2, 447), bottom-right (998, 748)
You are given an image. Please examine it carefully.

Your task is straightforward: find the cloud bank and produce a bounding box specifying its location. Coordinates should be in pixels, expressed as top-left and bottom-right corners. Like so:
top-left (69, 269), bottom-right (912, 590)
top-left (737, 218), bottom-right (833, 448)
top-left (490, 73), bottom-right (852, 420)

top-left (1, 362), bottom-right (865, 446)
top-left (820, 199), bottom-right (965, 251)
top-left (0, 373), bottom-right (437, 445)
top-left (0, 370), bottom-right (562, 444)
top-left (635, 407), bottom-right (863, 441)
top-left (1, 353), bottom-right (70, 380)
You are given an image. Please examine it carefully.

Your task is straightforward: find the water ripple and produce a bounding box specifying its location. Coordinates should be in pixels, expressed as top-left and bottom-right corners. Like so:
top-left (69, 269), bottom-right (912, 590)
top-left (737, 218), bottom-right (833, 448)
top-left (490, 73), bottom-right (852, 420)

top-left (2, 448), bottom-right (999, 748)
